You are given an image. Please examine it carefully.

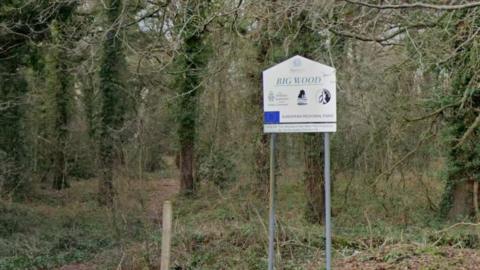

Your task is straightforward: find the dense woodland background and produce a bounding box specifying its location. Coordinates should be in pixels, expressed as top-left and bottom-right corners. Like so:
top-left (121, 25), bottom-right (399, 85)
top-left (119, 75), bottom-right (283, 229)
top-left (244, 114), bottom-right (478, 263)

top-left (1, 0), bottom-right (480, 269)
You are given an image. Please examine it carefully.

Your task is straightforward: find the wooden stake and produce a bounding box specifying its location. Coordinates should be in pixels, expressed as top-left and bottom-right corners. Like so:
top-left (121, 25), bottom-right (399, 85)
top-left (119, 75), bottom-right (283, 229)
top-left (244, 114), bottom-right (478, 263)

top-left (474, 181), bottom-right (479, 221)
top-left (161, 200), bottom-right (172, 270)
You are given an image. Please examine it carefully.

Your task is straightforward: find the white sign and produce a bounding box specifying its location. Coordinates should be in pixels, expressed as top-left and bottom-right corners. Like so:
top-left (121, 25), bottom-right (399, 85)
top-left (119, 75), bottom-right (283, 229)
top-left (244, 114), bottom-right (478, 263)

top-left (262, 55), bottom-right (336, 133)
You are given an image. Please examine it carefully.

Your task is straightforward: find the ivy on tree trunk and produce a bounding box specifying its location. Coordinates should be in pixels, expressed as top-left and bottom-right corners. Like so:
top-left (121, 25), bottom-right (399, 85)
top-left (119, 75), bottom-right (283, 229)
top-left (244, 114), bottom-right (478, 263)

top-left (0, 57), bottom-right (29, 196)
top-left (439, 11), bottom-right (480, 220)
top-left (47, 20), bottom-right (72, 190)
top-left (175, 0), bottom-right (211, 195)
top-left (98, 0), bottom-right (126, 206)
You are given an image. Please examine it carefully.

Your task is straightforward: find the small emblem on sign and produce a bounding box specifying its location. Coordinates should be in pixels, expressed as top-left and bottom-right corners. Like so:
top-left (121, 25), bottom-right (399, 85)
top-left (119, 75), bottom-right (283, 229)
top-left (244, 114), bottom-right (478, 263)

top-left (297, 89), bottom-right (307, 105)
top-left (292, 58), bottom-right (302, 67)
top-left (268, 91), bottom-right (275, 102)
top-left (318, 89), bottom-right (331, 104)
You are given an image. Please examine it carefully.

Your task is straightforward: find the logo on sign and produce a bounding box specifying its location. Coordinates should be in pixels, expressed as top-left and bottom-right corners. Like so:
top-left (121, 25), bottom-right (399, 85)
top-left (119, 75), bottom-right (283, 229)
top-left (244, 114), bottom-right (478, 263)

top-left (297, 89), bottom-right (307, 105)
top-left (293, 58), bottom-right (302, 67)
top-left (268, 91), bottom-right (275, 102)
top-left (318, 89), bottom-right (331, 104)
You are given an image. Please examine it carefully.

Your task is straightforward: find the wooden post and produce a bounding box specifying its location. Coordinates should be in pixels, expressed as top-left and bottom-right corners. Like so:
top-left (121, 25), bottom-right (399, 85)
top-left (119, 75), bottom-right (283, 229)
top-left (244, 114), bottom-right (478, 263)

top-left (474, 181), bottom-right (479, 221)
top-left (161, 200), bottom-right (172, 270)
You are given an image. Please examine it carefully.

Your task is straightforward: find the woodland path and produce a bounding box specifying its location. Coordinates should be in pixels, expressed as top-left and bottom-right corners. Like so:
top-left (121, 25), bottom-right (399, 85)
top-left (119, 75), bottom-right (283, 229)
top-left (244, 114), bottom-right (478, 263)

top-left (57, 177), bottom-right (180, 270)
top-left (145, 178), bottom-right (181, 223)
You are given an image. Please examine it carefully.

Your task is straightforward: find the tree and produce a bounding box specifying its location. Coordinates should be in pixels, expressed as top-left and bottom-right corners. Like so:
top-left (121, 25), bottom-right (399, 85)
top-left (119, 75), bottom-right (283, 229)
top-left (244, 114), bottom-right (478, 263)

top-left (98, 0), bottom-right (127, 206)
top-left (47, 20), bottom-right (73, 190)
top-left (174, 0), bottom-right (212, 194)
top-left (0, 52), bottom-right (29, 196)
top-left (0, 1), bottom-right (75, 196)
top-left (303, 133), bottom-right (325, 223)
top-left (439, 10), bottom-right (480, 219)
top-left (336, 1), bottom-right (480, 220)
top-left (289, 10), bottom-right (329, 224)
top-left (247, 0), bottom-right (279, 195)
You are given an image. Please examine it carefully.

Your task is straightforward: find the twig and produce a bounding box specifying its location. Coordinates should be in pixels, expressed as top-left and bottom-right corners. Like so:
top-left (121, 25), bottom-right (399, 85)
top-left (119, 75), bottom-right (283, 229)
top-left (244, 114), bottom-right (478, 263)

top-left (405, 101), bottom-right (460, 122)
top-left (344, 0), bottom-right (480, 10)
top-left (364, 210), bottom-right (373, 250)
top-left (329, 23), bottom-right (434, 44)
top-left (116, 252), bottom-right (125, 270)
top-left (436, 222), bottom-right (480, 234)
top-left (372, 132), bottom-right (435, 186)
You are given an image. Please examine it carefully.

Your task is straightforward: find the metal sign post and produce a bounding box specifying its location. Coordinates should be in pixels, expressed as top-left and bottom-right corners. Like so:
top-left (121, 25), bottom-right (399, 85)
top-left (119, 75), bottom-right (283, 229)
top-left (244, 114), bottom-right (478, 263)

top-left (324, 132), bottom-right (331, 270)
top-left (262, 55), bottom-right (336, 270)
top-left (268, 133), bottom-right (276, 270)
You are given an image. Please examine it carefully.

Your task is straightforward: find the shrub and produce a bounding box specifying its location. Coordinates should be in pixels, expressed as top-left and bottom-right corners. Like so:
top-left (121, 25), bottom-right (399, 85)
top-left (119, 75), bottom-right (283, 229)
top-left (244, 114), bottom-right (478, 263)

top-left (198, 150), bottom-right (236, 188)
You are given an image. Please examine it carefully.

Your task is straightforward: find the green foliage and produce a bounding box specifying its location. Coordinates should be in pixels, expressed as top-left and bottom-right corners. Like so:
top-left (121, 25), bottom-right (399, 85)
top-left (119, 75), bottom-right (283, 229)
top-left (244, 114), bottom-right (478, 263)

top-left (0, 202), bottom-right (115, 270)
top-left (98, 0), bottom-right (128, 205)
top-left (173, 0), bottom-right (213, 193)
top-left (0, 203), bottom-right (40, 237)
top-left (0, 57), bottom-right (30, 196)
top-left (47, 20), bottom-right (74, 190)
top-left (67, 143), bottom-right (97, 179)
top-left (0, 0), bottom-right (77, 196)
top-left (198, 150), bottom-right (236, 188)
top-left (438, 10), bottom-right (480, 218)
top-left (174, 22), bottom-right (211, 147)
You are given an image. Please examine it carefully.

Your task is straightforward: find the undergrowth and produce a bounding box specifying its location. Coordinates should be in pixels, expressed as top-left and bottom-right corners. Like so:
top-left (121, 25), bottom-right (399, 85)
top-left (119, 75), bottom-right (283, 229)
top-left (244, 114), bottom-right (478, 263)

top-left (0, 168), bottom-right (479, 269)
top-left (0, 176), bottom-right (159, 270)
top-left (170, 169), bottom-right (480, 269)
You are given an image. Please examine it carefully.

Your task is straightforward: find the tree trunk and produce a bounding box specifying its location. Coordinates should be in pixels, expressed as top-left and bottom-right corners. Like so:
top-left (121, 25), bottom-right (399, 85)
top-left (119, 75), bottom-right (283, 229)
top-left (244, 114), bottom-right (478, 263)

top-left (175, 1), bottom-right (210, 195)
top-left (52, 140), bottom-right (68, 190)
top-left (180, 142), bottom-right (194, 193)
top-left (49, 20), bottom-right (71, 190)
top-left (0, 58), bottom-right (29, 196)
top-left (99, 139), bottom-right (114, 206)
top-left (98, 0), bottom-right (125, 206)
top-left (253, 88), bottom-right (269, 195)
top-left (303, 133), bottom-right (325, 224)
top-left (252, 22), bottom-right (270, 196)
top-left (440, 12), bottom-right (480, 220)
top-left (448, 179), bottom-right (474, 220)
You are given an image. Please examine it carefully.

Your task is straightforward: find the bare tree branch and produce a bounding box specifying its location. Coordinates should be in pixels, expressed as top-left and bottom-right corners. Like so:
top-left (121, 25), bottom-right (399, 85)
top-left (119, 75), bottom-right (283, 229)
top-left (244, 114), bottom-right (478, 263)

top-left (372, 129), bottom-right (436, 186)
top-left (329, 26), bottom-right (408, 44)
top-left (344, 0), bottom-right (480, 10)
top-left (405, 101), bottom-right (461, 122)
top-left (454, 113), bottom-right (480, 149)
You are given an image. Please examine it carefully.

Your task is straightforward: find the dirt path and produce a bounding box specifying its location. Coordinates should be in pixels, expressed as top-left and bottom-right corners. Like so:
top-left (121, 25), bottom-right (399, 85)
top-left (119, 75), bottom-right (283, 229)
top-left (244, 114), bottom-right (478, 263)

top-left (145, 178), bottom-right (180, 223)
top-left (57, 177), bottom-right (180, 270)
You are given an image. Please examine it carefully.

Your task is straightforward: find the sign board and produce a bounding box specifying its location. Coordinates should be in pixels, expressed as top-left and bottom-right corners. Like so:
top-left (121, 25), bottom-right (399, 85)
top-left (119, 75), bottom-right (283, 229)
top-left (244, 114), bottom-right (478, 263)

top-left (263, 55), bottom-right (336, 133)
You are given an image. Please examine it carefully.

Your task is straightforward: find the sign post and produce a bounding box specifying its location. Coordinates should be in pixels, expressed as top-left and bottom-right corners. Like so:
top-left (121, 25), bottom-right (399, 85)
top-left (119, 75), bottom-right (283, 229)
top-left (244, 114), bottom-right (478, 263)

top-left (324, 133), bottom-right (331, 269)
top-left (262, 55), bottom-right (336, 270)
top-left (268, 133), bottom-right (276, 270)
